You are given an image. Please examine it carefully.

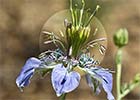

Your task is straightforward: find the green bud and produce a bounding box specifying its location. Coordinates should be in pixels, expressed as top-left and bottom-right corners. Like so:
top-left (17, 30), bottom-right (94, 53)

top-left (114, 28), bottom-right (129, 48)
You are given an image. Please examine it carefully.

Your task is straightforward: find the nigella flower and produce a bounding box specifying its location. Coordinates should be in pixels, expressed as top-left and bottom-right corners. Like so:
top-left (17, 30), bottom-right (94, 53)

top-left (16, 57), bottom-right (41, 91)
top-left (86, 67), bottom-right (114, 100)
top-left (51, 64), bottom-right (81, 96)
top-left (15, 0), bottom-right (115, 100)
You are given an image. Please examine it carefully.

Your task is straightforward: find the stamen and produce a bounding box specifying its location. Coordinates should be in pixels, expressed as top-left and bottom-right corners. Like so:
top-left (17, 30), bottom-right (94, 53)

top-left (69, 46), bottom-right (72, 56)
top-left (93, 28), bottom-right (98, 36)
top-left (44, 40), bottom-right (53, 44)
top-left (99, 44), bottom-right (106, 55)
top-left (87, 38), bottom-right (107, 45)
top-left (99, 48), bottom-right (104, 55)
top-left (42, 31), bottom-right (52, 35)
top-left (59, 30), bottom-right (64, 37)
top-left (100, 45), bottom-right (106, 51)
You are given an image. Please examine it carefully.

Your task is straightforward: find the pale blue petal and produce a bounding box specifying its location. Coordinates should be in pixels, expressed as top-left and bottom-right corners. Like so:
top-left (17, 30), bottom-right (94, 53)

top-left (85, 74), bottom-right (101, 95)
top-left (51, 64), bottom-right (80, 96)
top-left (51, 64), bottom-right (66, 96)
top-left (87, 67), bottom-right (114, 100)
top-left (85, 74), bottom-right (95, 91)
top-left (63, 71), bottom-right (80, 92)
top-left (102, 73), bottom-right (114, 100)
top-left (91, 67), bottom-right (114, 100)
top-left (16, 57), bottom-right (41, 89)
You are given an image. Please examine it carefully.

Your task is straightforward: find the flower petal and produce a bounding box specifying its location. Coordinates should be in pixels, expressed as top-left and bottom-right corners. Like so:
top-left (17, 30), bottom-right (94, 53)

top-left (51, 64), bottom-right (80, 96)
top-left (16, 57), bottom-right (41, 90)
top-left (85, 74), bottom-right (101, 95)
top-left (86, 67), bottom-right (114, 100)
top-left (63, 71), bottom-right (80, 92)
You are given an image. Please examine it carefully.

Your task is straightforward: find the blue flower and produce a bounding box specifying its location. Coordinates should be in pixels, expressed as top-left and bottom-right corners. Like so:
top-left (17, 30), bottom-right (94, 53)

top-left (86, 67), bottom-right (114, 100)
top-left (16, 57), bottom-right (41, 91)
top-left (51, 64), bottom-right (81, 96)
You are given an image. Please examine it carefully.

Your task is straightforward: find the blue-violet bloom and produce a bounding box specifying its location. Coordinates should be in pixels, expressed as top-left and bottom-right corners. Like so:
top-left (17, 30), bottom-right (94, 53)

top-left (16, 57), bottom-right (41, 91)
top-left (86, 67), bottom-right (114, 100)
top-left (51, 64), bottom-right (81, 96)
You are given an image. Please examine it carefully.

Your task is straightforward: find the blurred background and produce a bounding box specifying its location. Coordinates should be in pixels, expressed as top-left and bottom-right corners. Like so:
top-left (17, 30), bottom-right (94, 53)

top-left (0, 0), bottom-right (140, 100)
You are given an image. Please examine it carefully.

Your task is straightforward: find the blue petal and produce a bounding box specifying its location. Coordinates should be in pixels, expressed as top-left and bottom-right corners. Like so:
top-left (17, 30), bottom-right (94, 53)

top-left (87, 67), bottom-right (114, 100)
top-left (51, 64), bottom-right (80, 96)
top-left (85, 74), bottom-right (101, 95)
top-left (16, 57), bottom-right (41, 90)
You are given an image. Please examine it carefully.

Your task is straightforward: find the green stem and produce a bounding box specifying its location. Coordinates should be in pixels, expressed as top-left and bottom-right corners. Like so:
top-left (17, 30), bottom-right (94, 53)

top-left (121, 82), bottom-right (140, 98)
top-left (115, 48), bottom-right (140, 100)
top-left (59, 94), bottom-right (66, 100)
top-left (116, 49), bottom-right (122, 100)
top-left (116, 63), bottom-right (122, 100)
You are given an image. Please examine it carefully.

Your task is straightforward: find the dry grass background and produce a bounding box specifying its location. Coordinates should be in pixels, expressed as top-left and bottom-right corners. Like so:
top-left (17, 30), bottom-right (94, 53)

top-left (0, 0), bottom-right (140, 100)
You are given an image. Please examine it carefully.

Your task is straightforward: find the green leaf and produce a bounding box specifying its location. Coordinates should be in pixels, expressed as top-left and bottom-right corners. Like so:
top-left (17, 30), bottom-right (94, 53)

top-left (121, 83), bottom-right (128, 94)
top-left (120, 74), bottom-right (140, 98)
top-left (133, 74), bottom-right (140, 83)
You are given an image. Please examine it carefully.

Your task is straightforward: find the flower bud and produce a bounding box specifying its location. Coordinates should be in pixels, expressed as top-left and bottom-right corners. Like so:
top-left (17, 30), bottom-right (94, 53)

top-left (113, 28), bottom-right (128, 48)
